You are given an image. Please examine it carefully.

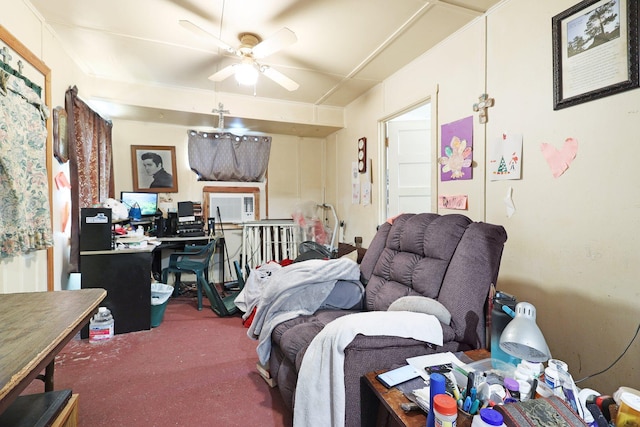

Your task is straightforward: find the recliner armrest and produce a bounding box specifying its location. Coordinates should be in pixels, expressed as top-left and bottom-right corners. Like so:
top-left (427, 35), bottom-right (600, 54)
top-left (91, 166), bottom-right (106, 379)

top-left (343, 323), bottom-right (457, 354)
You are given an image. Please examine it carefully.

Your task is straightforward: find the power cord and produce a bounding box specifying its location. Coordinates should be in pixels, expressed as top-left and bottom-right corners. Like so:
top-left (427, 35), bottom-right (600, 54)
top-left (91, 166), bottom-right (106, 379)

top-left (574, 321), bottom-right (640, 384)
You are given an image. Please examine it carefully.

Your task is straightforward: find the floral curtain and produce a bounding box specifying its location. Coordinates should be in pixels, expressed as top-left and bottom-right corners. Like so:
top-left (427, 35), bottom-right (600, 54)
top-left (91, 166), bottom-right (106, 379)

top-left (188, 131), bottom-right (271, 182)
top-left (66, 86), bottom-right (114, 272)
top-left (0, 66), bottom-right (52, 257)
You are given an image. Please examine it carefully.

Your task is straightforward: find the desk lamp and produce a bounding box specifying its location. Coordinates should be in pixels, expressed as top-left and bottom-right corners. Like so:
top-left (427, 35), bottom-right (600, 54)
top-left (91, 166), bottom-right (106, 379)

top-left (499, 302), bottom-right (551, 362)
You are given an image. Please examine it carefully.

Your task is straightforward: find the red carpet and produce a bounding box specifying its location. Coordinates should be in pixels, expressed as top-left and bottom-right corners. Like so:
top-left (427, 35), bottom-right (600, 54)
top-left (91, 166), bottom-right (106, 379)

top-left (23, 297), bottom-right (292, 426)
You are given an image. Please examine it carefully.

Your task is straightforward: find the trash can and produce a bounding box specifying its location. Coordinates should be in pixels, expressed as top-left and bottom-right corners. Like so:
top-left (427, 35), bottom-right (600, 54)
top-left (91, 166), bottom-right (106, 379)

top-left (150, 282), bottom-right (173, 327)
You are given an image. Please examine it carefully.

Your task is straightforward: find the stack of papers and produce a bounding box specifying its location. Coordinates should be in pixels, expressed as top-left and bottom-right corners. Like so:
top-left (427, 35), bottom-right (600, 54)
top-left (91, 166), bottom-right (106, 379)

top-left (374, 352), bottom-right (481, 415)
top-left (115, 235), bottom-right (161, 249)
top-left (407, 351), bottom-right (473, 384)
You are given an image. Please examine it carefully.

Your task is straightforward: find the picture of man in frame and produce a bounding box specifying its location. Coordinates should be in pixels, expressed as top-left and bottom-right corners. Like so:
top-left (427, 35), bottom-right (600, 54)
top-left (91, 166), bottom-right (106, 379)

top-left (141, 152), bottom-right (173, 188)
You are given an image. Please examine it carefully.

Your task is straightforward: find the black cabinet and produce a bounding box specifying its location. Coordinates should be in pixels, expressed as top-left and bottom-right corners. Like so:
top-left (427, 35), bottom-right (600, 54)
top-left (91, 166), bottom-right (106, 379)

top-left (80, 249), bottom-right (152, 337)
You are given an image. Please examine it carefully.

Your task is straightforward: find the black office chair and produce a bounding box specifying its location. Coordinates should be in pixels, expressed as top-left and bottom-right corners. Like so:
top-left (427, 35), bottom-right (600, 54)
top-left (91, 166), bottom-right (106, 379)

top-left (161, 240), bottom-right (216, 311)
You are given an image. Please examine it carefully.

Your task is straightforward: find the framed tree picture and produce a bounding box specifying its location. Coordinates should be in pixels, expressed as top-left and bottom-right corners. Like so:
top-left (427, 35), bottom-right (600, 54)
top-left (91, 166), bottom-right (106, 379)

top-left (131, 145), bottom-right (178, 193)
top-left (552, 0), bottom-right (639, 110)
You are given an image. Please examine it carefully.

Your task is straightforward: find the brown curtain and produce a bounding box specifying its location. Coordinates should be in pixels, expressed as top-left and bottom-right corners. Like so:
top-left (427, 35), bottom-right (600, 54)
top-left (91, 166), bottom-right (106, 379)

top-left (66, 86), bottom-right (114, 272)
top-left (188, 131), bottom-right (271, 182)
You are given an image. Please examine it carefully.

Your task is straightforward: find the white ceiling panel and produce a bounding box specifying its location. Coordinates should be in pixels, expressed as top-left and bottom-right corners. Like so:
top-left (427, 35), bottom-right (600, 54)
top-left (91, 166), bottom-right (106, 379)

top-left (27, 0), bottom-right (502, 134)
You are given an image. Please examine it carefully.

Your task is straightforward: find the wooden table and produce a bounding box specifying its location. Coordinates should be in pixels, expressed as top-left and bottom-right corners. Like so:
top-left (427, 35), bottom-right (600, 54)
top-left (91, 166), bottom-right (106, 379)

top-left (0, 289), bottom-right (106, 415)
top-left (364, 348), bottom-right (491, 427)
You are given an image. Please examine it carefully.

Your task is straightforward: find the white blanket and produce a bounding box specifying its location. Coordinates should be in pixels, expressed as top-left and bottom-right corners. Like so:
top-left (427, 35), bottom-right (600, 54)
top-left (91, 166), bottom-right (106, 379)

top-left (293, 311), bottom-right (443, 427)
top-left (234, 262), bottom-right (282, 321)
top-left (246, 258), bottom-right (361, 365)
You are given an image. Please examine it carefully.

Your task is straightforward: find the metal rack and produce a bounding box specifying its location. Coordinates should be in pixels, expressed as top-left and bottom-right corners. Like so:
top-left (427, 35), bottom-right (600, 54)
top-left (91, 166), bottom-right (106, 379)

top-left (241, 220), bottom-right (299, 269)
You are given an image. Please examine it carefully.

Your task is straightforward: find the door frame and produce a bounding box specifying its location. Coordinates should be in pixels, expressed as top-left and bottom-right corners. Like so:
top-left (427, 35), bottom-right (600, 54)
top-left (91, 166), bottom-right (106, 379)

top-left (377, 89), bottom-right (439, 224)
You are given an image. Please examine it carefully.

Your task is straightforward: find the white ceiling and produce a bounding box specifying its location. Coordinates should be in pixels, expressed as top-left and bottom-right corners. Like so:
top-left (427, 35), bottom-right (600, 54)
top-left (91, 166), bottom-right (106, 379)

top-left (28, 0), bottom-right (501, 135)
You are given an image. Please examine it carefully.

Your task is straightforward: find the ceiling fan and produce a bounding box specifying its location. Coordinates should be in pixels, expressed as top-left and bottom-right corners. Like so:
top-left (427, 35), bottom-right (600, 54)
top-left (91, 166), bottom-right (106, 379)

top-left (179, 20), bottom-right (300, 91)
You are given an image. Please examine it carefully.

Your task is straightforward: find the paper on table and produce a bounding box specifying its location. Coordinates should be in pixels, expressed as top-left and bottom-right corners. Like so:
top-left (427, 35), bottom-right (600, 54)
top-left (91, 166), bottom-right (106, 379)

top-left (406, 351), bottom-right (473, 381)
top-left (376, 364), bottom-right (421, 388)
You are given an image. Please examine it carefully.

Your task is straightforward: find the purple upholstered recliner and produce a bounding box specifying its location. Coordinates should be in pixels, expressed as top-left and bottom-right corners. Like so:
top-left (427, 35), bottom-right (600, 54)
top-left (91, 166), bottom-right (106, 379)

top-left (268, 213), bottom-right (507, 426)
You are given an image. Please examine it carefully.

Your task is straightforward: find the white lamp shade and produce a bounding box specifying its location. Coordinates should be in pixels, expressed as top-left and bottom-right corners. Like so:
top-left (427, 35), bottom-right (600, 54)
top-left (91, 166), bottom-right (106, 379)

top-left (235, 62), bottom-right (259, 86)
top-left (499, 302), bottom-right (551, 362)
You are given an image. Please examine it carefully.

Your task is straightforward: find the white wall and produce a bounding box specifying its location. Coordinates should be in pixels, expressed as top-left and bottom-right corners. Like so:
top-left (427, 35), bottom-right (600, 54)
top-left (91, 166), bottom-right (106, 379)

top-left (335, 0), bottom-right (639, 394)
top-left (1, 0), bottom-right (90, 292)
top-left (327, 85), bottom-right (387, 245)
top-left (330, 16), bottom-right (489, 245)
top-left (485, 0), bottom-right (640, 394)
top-left (112, 118), bottom-right (328, 269)
top-left (112, 119), bottom-right (327, 218)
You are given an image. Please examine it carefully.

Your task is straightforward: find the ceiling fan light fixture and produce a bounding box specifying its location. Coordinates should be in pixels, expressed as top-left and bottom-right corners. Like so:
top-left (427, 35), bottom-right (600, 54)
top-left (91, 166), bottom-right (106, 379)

top-left (235, 62), bottom-right (259, 86)
top-left (180, 19), bottom-right (299, 90)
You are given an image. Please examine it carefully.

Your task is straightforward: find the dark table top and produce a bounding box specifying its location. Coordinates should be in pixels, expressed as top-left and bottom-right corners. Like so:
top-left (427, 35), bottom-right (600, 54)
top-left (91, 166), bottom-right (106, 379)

top-left (364, 348), bottom-right (491, 427)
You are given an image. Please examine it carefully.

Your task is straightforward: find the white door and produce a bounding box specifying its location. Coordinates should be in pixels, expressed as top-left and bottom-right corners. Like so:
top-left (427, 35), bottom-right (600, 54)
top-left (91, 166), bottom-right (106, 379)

top-left (386, 105), bottom-right (432, 218)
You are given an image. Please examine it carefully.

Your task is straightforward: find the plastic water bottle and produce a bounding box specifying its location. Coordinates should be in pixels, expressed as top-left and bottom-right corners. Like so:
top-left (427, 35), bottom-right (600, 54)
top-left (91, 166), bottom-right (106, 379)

top-left (471, 408), bottom-right (506, 427)
top-left (491, 291), bottom-right (520, 367)
top-left (89, 307), bottom-right (114, 343)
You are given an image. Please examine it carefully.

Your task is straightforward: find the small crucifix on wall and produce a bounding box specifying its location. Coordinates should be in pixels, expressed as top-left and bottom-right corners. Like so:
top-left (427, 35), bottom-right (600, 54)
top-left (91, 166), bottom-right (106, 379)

top-left (473, 93), bottom-right (494, 124)
top-left (212, 102), bottom-right (230, 130)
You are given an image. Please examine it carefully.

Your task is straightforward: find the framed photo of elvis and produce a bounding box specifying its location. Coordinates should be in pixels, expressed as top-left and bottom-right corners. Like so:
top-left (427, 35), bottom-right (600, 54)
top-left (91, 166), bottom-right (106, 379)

top-left (131, 145), bottom-right (178, 193)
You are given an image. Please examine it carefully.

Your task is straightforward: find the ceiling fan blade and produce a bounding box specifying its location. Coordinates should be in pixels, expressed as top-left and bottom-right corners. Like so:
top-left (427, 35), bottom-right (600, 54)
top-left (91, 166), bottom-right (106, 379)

top-left (208, 64), bottom-right (236, 82)
top-left (179, 19), bottom-right (236, 53)
top-left (261, 66), bottom-right (299, 91)
top-left (252, 27), bottom-right (297, 59)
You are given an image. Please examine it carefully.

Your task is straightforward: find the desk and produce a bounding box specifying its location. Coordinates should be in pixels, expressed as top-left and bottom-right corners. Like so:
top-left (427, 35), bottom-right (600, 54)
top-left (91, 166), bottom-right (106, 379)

top-left (364, 348), bottom-right (490, 427)
top-left (0, 289), bottom-right (106, 415)
top-left (81, 247), bottom-right (153, 336)
top-left (157, 236), bottom-right (212, 243)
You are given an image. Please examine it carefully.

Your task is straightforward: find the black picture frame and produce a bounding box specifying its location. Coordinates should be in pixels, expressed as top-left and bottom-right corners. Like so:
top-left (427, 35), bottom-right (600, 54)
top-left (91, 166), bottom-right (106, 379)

top-left (552, 0), bottom-right (639, 110)
top-left (131, 145), bottom-right (178, 193)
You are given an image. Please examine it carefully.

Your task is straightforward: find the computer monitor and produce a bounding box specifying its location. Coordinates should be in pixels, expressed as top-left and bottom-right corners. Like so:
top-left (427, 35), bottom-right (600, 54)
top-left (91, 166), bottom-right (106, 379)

top-left (120, 192), bottom-right (158, 216)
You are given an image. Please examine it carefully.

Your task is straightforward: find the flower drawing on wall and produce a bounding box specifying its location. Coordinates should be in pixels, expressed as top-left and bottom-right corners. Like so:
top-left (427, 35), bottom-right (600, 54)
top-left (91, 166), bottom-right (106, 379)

top-left (439, 116), bottom-right (473, 181)
top-left (439, 136), bottom-right (472, 179)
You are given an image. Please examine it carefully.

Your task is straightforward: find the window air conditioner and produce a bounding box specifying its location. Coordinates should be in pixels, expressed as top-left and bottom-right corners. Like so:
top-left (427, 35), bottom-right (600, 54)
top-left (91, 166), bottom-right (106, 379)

top-left (208, 193), bottom-right (255, 223)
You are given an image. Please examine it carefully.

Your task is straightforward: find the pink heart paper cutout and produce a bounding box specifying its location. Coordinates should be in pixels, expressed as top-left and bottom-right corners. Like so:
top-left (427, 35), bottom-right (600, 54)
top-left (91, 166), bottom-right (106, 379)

top-left (540, 137), bottom-right (578, 178)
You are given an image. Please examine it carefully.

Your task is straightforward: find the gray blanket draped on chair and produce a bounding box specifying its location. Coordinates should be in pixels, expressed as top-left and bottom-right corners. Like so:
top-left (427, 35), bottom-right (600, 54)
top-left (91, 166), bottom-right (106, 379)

top-left (246, 258), bottom-right (361, 365)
